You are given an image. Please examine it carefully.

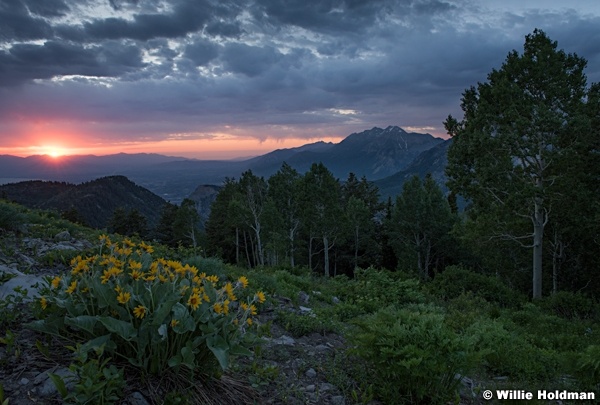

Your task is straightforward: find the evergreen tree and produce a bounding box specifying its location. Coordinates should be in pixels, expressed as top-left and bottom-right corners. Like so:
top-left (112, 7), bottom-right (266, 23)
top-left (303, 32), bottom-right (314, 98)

top-left (389, 175), bottom-right (454, 280)
top-left (444, 29), bottom-right (594, 298)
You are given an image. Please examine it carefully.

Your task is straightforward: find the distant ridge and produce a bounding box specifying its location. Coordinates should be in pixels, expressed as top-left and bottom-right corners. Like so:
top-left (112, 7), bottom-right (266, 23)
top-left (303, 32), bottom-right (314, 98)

top-left (0, 176), bottom-right (168, 229)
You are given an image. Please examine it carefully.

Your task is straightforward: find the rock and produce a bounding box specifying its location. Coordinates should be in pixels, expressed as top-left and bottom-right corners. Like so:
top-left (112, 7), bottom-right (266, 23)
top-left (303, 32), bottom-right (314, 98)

top-left (37, 367), bottom-right (77, 397)
top-left (20, 378), bottom-right (30, 385)
top-left (127, 391), bottom-right (150, 405)
top-left (271, 335), bottom-right (296, 346)
top-left (0, 274), bottom-right (45, 301)
top-left (54, 231), bottom-right (71, 241)
top-left (298, 306), bottom-right (312, 313)
top-left (305, 368), bottom-right (317, 378)
top-left (319, 383), bottom-right (334, 392)
top-left (315, 344), bottom-right (330, 352)
top-left (332, 395), bottom-right (346, 405)
top-left (298, 291), bottom-right (310, 304)
top-left (332, 296), bottom-right (340, 304)
top-left (304, 384), bottom-right (316, 392)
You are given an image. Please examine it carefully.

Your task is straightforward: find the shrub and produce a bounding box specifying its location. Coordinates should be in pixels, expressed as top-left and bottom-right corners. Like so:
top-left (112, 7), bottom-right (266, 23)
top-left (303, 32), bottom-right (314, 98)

top-left (465, 318), bottom-right (560, 381)
top-left (539, 291), bottom-right (598, 320)
top-left (350, 305), bottom-right (474, 404)
top-left (429, 265), bottom-right (524, 308)
top-left (0, 201), bottom-right (25, 233)
top-left (335, 267), bottom-right (425, 314)
top-left (28, 235), bottom-right (267, 382)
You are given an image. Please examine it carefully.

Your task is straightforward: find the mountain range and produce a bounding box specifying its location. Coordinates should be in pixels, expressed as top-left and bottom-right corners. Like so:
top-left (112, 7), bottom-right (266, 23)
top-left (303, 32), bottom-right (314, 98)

top-left (0, 126), bottom-right (449, 205)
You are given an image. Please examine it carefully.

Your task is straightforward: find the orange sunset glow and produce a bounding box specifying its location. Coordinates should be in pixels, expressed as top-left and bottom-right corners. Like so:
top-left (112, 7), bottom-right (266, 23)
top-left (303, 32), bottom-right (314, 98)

top-left (1, 136), bottom-right (346, 159)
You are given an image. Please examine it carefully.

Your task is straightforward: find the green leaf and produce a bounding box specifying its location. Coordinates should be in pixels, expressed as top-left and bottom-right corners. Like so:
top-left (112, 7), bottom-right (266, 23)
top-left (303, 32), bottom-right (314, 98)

top-left (98, 316), bottom-right (137, 341)
top-left (206, 335), bottom-right (230, 370)
top-left (172, 302), bottom-right (196, 334)
top-left (48, 373), bottom-right (68, 399)
top-left (150, 292), bottom-right (181, 326)
top-left (64, 315), bottom-right (98, 335)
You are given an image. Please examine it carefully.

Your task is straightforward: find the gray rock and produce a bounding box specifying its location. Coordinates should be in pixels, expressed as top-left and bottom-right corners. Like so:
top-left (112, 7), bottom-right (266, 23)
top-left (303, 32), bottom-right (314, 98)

top-left (304, 384), bottom-right (316, 392)
top-left (305, 368), bottom-right (317, 378)
top-left (332, 296), bottom-right (340, 304)
top-left (127, 391), bottom-right (150, 405)
top-left (54, 231), bottom-right (71, 241)
top-left (298, 306), bottom-right (312, 313)
top-left (272, 335), bottom-right (296, 346)
top-left (20, 378), bottom-right (30, 385)
top-left (319, 383), bottom-right (334, 392)
top-left (332, 395), bottom-right (346, 405)
top-left (0, 274), bottom-right (45, 301)
top-left (37, 367), bottom-right (77, 397)
top-left (315, 344), bottom-right (330, 352)
top-left (298, 291), bottom-right (310, 304)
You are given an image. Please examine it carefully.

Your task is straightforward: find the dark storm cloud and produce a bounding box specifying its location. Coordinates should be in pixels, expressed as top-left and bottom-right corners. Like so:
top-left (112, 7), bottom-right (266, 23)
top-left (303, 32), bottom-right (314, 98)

top-left (183, 40), bottom-right (220, 66)
top-left (0, 41), bottom-right (145, 86)
top-left (221, 43), bottom-right (284, 77)
top-left (84, 0), bottom-right (239, 41)
top-left (23, 0), bottom-right (71, 17)
top-left (0, 0), bottom-right (54, 41)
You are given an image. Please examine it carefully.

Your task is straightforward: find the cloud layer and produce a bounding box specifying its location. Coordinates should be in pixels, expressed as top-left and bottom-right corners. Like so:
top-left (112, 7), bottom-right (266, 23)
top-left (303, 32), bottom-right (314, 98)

top-left (1, 0), bottom-right (599, 152)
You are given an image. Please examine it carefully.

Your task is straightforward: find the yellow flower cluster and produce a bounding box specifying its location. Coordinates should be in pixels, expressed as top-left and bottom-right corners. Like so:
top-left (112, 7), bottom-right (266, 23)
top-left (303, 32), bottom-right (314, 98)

top-left (41, 235), bottom-right (267, 332)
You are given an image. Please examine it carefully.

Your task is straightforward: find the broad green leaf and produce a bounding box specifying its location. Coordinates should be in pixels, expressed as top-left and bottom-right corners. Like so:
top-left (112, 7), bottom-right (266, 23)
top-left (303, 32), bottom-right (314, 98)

top-left (206, 335), bottom-right (230, 370)
top-left (172, 302), bottom-right (196, 334)
top-left (150, 292), bottom-right (181, 326)
top-left (48, 373), bottom-right (68, 399)
top-left (98, 316), bottom-right (137, 341)
top-left (64, 315), bottom-right (98, 335)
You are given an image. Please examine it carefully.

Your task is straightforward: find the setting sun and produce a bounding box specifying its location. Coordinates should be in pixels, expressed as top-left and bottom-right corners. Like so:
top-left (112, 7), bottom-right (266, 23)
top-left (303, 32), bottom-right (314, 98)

top-left (42, 146), bottom-right (68, 158)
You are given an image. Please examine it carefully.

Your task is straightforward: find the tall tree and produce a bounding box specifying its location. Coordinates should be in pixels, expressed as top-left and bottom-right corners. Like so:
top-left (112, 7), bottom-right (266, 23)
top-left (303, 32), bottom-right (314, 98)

top-left (389, 175), bottom-right (454, 280)
top-left (302, 163), bottom-right (342, 276)
top-left (236, 171), bottom-right (268, 266)
top-left (267, 163), bottom-right (302, 267)
top-left (444, 29), bottom-right (592, 298)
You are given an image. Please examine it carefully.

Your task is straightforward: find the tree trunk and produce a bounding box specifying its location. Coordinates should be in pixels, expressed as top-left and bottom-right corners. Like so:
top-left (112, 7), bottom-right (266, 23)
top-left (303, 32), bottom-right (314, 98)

top-left (354, 225), bottom-right (359, 269)
top-left (289, 227), bottom-right (295, 268)
top-left (323, 235), bottom-right (330, 277)
top-left (552, 230), bottom-right (564, 294)
top-left (532, 196), bottom-right (544, 299)
top-left (235, 227), bottom-right (240, 266)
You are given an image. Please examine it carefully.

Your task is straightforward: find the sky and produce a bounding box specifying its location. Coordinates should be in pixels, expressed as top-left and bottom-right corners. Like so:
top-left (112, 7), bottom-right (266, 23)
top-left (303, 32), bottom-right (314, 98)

top-left (1, 0), bottom-right (599, 159)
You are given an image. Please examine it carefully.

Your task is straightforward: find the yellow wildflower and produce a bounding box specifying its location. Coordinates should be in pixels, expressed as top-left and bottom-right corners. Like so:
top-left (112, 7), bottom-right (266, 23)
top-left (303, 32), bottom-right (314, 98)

top-left (51, 276), bottom-right (61, 289)
top-left (128, 260), bottom-right (142, 271)
top-left (213, 303), bottom-right (223, 314)
top-left (237, 276), bottom-right (249, 288)
top-left (223, 299), bottom-right (230, 315)
top-left (170, 319), bottom-right (179, 328)
top-left (241, 302), bottom-right (249, 311)
top-left (131, 269), bottom-right (144, 281)
top-left (246, 318), bottom-right (253, 326)
top-left (40, 297), bottom-right (48, 310)
top-left (117, 291), bottom-right (131, 304)
top-left (144, 275), bottom-right (156, 282)
top-left (66, 280), bottom-right (77, 294)
top-left (188, 293), bottom-right (201, 311)
top-left (133, 305), bottom-right (147, 319)
top-left (139, 241), bottom-right (154, 253)
top-left (224, 282), bottom-right (237, 301)
top-left (250, 304), bottom-right (257, 316)
top-left (203, 293), bottom-right (210, 303)
top-left (255, 291), bottom-right (266, 304)
top-left (123, 239), bottom-right (136, 248)
top-left (158, 273), bottom-right (168, 283)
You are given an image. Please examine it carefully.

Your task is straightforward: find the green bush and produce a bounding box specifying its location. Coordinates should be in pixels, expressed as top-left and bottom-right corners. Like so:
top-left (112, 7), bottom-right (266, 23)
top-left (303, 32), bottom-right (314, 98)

top-left (0, 201), bottom-right (25, 233)
top-left (429, 265), bottom-right (524, 308)
top-left (575, 345), bottom-right (600, 389)
top-left (466, 318), bottom-right (560, 381)
top-left (334, 267), bottom-right (426, 314)
top-left (350, 305), bottom-right (474, 404)
top-left (539, 291), bottom-right (598, 320)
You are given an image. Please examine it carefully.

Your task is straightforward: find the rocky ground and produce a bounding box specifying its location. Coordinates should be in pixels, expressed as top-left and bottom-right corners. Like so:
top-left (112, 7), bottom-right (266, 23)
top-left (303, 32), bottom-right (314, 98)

top-left (0, 232), bottom-right (381, 405)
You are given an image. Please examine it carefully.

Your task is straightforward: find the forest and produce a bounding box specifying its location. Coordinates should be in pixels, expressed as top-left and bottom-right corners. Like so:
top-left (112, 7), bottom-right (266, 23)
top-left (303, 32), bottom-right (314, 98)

top-left (146, 30), bottom-right (600, 300)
